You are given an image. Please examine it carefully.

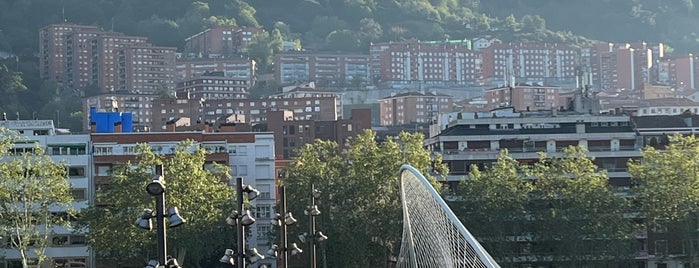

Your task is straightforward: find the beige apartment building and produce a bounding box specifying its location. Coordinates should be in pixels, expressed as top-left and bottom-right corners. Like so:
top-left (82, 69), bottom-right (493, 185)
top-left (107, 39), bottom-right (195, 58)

top-left (379, 91), bottom-right (453, 126)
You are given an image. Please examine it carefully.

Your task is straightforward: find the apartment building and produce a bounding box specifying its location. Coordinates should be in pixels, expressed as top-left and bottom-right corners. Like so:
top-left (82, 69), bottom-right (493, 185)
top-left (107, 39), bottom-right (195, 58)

top-left (658, 54), bottom-right (698, 90)
top-left (266, 109), bottom-right (372, 159)
top-left (483, 82), bottom-right (562, 111)
top-left (271, 83), bottom-right (345, 119)
top-left (151, 93), bottom-right (338, 131)
top-left (175, 72), bottom-right (249, 100)
top-left (175, 57), bottom-right (256, 86)
top-left (89, 115), bottom-right (277, 267)
top-left (379, 91), bottom-right (453, 126)
top-left (274, 52), bottom-right (370, 87)
top-left (39, 23), bottom-right (101, 82)
top-left (370, 40), bottom-right (482, 88)
top-left (0, 119), bottom-right (93, 268)
top-left (183, 25), bottom-right (262, 58)
top-left (481, 42), bottom-right (577, 85)
top-left (117, 45), bottom-right (177, 94)
top-left (582, 42), bottom-right (657, 91)
top-left (63, 27), bottom-right (105, 91)
top-left (90, 33), bottom-right (149, 92)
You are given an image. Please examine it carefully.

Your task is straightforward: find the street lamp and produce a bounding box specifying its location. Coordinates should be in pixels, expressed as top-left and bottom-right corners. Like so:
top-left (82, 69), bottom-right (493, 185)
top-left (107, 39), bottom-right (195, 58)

top-left (268, 185), bottom-right (299, 268)
top-left (220, 177), bottom-right (264, 267)
top-left (302, 184), bottom-right (328, 268)
top-left (136, 165), bottom-right (185, 268)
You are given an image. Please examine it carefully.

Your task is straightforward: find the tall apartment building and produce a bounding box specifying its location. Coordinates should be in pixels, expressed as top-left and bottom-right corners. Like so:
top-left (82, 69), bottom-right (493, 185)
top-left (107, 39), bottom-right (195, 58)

top-left (64, 28), bottom-right (105, 91)
top-left (657, 54), bottom-right (699, 90)
top-left (90, 123), bottom-right (277, 268)
top-left (481, 42), bottom-right (577, 85)
top-left (379, 91), bottom-right (453, 126)
top-left (370, 41), bottom-right (482, 88)
top-left (0, 119), bottom-right (93, 268)
top-left (90, 33), bottom-right (149, 92)
top-left (117, 45), bottom-right (177, 93)
top-left (175, 58), bottom-right (256, 87)
top-left (39, 23), bottom-right (101, 82)
top-left (271, 83), bottom-right (345, 119)
top-left (274, 52), bottom-right (370, 87)
top-left (483, 83), bottom-right (562, 111)
top-left (266, 109), bottom-right (372, 159)
top-left (582, 42), bottom-right (656, 91)
top-left (183, 26), bottom-right (262, 58)
top-left (175, 72), bottom-right (249, 100)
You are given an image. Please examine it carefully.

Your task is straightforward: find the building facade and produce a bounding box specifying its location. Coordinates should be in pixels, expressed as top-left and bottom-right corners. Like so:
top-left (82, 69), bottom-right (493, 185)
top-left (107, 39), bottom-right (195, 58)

top-left (175, 73), bottom-right (249, 100)
top-left (274, 52), bottom-right (371, 87)
top-left (481, 42), bottom-right (577, 85)
top-left (483, 83), bottom-right (562, 112)
top-left (379, 91), bottom-right (453, 126)
top-left (39, 23), bottom-right (102, 83)
top-left (175, 58), bottom-right (256, 87)
top-left (370, 41), bottom-right (482, 88)
top-left (183, 26), bottom-right (262, 58)
top-left (0, 119), bottom-right (93, 268)
top-left (117, 45), bottom-right (177, 94)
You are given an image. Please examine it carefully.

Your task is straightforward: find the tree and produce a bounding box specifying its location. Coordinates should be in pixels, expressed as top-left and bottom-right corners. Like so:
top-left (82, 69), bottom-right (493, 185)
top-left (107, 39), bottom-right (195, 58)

top-left (246, 29), bottom-right (283, 73)
top-left (0, 128), bottom-right (74, 268)
top-left (457, 147), bottom-right (635, 267)
top-left (282, 130), bottom-right (447, 268)
top-left (77, 141), bottom-right (233, 268)
top-left (629, 134), bottom-right (699, 265)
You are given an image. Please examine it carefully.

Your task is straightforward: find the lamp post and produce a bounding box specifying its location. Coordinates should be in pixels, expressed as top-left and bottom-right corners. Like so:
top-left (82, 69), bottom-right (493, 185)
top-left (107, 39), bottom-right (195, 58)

top-left (303, 184), bottom-right (327, 268)
top-left (269, 185), bottom-right (300, 268)
top-left (136, 165), bottom-right (185, 268)
top-left (220, 177), bottom-right (263, 268)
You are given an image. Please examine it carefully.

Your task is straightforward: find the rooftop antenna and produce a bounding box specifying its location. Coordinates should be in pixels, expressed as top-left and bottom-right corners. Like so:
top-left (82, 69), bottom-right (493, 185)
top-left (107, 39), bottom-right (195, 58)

top-left (61, 0), bottom-right (66, 22)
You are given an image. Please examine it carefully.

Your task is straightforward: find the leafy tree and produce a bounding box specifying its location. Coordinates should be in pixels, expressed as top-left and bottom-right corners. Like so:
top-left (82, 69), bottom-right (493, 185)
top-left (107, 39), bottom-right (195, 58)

top-left (0, 128), bottom-right (74, 268)
top-left (457, 147), bottom-right (635, 267)
top-left (246, 29), bottom-right (283, 73)
top-left (77, 141), bottom-right (232, 268)
top-left (325, 30), bottom-right (361, 52)
top-left (628, 134), bottom-right (699, 265)
top-left (282, 130), bottom-right (447, 268)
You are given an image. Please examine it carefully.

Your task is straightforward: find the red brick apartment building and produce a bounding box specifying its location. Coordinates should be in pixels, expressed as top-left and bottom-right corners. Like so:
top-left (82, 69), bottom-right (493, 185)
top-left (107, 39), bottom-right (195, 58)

top-left (183, 25), bottom-right (262, 58)
top-left (39, 23), bottom-right (102, 82)
top-left (379, 91), bottom-right (453, 126)
top-left (582, 42), bottom-right (659, 91)
top-left (483, 83), bottom-right (562, 112)
top-left (266, 109), bottom-right (372, 158)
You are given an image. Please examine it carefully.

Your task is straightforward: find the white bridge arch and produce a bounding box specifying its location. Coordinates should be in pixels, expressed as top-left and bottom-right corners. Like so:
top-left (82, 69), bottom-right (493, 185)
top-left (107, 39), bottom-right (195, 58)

top-left (397, 165), bottom-right (500, 268)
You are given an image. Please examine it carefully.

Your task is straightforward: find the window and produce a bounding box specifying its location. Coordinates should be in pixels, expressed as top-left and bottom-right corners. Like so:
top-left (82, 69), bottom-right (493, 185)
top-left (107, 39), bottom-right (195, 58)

top-left (94, 146), bottom-right (113, 155)
top-left (68, 167), bottom-right (85, 177)
top-left (655, 240), bottom-right (668, 256)
top-left (71, 189), bottom-right (87, 201)
top-left (256, 205), bottom-right (271, 218)
top-left (257, 224), bottom-right (271, 239)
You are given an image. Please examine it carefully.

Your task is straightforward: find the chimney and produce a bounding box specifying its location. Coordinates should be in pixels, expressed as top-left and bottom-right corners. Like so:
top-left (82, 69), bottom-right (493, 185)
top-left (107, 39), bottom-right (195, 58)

top-left (166, 120), bottom-right (176, 132)
top-left (90, 122), bottom-right (96, 133)
top-left (114, 121), bottom-right (122, 133)
top-left (204, 122), bottom-right (213, 133)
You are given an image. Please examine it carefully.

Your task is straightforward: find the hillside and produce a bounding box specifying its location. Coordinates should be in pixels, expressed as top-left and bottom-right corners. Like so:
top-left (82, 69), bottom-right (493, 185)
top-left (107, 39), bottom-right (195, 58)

top-left (1, 0), bottom-right (698, 56)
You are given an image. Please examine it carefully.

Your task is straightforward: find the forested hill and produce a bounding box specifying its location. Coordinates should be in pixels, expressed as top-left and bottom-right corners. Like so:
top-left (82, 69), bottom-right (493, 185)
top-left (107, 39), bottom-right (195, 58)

top-left (1, 0), bottom-right (699, 56)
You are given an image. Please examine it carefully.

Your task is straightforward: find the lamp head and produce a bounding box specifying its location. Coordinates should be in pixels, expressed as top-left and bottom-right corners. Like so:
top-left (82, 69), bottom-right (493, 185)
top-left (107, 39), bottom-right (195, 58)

top-left (165, 256), bottom-right (181, 268)
top-left (290, 243), bottom-right (303, 255)
top-left (307, 205), bottom-right (321, 216)
top-left (167, 207), bottom-right (186, 228)
top-left (219, 249), bottom-right (235, 265)
top-left (226, 210), bottom-right (240, 226)
top-left (248, 248), bottom-right (265, 263)
top-left (144, 260), bottom-right (159, 268)
top-left (298, 232), bottom-right (308, 243)
top-left (146, 175), bottom-right (165, 196)
top-left (312, 188), bottom-right (321, 198)
top-left (270, 213), bottom-right (282, 226)
top-left (266, 244), bottom-right (279, 258)
top-left (284, 212), bottom-right (297, 225)
top-left (242, 184), bottom-right (260, 200)
top-left (135, 209), bottom-right (154, 230)
top-left (240, 210), bottom-right (256, 226)
top-left (315, 231), bottom-right (328, 242)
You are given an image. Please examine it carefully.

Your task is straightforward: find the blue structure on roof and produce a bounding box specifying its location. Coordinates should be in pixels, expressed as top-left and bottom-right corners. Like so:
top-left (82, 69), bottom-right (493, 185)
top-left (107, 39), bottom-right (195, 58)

top-left (90, 107), bottom-right (133, 133)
